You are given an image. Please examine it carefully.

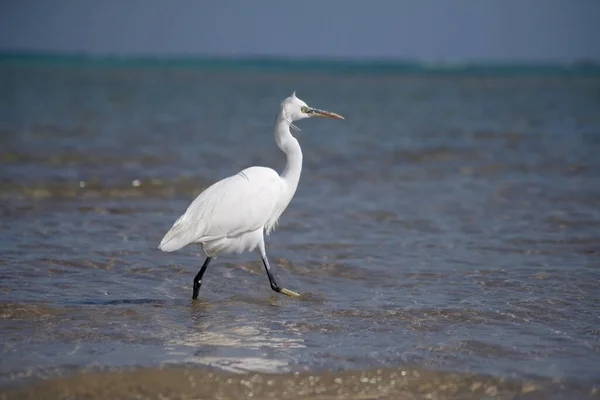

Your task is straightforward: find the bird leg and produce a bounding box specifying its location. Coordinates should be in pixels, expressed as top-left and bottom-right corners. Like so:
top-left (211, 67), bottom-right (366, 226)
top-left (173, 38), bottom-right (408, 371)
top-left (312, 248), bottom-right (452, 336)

top-left (261, 256), bottom-right (300, 297)
top-left (192, 257), bottom-right (212, 300)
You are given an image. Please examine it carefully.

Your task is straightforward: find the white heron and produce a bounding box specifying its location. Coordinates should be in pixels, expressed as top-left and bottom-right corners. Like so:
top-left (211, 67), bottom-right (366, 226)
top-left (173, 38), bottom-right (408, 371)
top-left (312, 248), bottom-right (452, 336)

top-left (158, 92), bottom-right (344, 299)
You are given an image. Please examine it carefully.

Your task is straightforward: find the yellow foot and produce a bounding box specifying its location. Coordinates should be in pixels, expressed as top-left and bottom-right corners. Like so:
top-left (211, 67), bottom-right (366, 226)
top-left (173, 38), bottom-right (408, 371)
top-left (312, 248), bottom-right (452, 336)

top-left (280, 288), bottom-right (301, 297)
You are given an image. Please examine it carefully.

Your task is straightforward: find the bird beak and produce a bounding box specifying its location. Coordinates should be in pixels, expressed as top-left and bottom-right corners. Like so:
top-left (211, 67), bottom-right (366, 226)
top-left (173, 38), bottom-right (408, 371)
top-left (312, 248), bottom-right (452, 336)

top-left (309, 108), bottom-right (345, 120)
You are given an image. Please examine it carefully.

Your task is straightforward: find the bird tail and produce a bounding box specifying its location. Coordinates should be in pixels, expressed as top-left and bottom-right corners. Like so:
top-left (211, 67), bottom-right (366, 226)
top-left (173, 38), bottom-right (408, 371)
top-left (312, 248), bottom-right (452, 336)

top-left (158, 217), bottom-right (197, 252)
top-left (158, 235), bottom-right (185, 252)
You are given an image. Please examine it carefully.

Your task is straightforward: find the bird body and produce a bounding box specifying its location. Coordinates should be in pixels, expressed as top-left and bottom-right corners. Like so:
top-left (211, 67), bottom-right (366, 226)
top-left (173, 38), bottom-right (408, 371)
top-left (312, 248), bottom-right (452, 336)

top-left (159, 165), bottom-right (285, 256)
top-left (158, 92), bottom-right (344, 299)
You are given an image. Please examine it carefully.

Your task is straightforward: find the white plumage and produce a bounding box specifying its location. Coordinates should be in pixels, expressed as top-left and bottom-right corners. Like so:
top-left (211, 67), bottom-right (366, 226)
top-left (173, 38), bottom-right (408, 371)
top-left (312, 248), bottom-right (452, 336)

top-left (158, 92), bottom-right (344, 299)
top-left (159, 167), bottom-right (282, 254)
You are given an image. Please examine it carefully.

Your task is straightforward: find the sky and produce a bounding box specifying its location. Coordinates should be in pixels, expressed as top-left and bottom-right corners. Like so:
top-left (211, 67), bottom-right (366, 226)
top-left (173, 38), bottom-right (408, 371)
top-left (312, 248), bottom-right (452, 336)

top-left (1, 0), bottom-right (599, 62)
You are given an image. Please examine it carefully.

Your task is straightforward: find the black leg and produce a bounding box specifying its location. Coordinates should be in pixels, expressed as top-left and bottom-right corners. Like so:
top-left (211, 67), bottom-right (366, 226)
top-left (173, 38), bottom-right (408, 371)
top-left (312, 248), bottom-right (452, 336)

top-left (192, 257), bottom-right (212, 300)
top-left (261, 255), bottom-right (300, 297)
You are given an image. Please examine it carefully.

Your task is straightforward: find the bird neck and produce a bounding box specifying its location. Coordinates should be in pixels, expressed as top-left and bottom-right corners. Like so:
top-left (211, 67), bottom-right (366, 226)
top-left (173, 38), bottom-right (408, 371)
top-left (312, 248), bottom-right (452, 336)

top-left (275, 115), bottom-right (303, 193)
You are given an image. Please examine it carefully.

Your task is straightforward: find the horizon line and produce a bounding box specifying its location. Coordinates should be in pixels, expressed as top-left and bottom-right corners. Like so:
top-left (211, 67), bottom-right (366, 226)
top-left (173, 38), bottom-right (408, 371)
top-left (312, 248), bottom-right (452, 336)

top-left (1, 50), bottom-right (599, 75)
top-left (2, 49), bottom-right (599, 65)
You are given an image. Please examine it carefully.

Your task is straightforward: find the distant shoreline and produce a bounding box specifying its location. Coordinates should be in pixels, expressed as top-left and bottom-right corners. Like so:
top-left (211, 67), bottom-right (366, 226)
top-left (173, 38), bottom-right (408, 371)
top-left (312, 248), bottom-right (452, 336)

top-left (1, 51), bottom-right (599, 75)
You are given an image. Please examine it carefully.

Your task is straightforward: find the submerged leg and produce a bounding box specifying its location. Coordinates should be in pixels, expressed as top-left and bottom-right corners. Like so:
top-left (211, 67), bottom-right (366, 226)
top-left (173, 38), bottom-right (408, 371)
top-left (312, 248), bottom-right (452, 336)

top-left (261, 255), bottom-right (300, 297)
top-left (192, 257), bottom-right (212, 300)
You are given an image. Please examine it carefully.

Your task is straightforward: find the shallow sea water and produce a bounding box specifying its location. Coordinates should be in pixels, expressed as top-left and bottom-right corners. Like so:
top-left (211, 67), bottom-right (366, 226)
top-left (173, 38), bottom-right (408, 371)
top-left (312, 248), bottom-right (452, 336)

top-left (1, 61), bottom-right (599, 399)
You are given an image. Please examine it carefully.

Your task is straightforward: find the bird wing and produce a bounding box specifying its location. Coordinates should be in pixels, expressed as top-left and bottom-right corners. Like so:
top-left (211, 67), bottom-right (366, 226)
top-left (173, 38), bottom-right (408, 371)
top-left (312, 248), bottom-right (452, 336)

top-left (158, 167), bottom-right (282, 252)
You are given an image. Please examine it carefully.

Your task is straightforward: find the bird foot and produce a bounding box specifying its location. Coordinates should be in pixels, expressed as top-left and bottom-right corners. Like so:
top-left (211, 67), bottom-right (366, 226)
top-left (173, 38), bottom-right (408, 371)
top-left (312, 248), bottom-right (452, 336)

top-left (279, 288), bottom-right (301, 297)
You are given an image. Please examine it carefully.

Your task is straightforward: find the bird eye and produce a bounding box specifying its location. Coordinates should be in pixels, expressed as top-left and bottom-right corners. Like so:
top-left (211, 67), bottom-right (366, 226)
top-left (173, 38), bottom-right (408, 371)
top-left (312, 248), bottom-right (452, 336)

top-left (301, 106), bottom-right (309, 113)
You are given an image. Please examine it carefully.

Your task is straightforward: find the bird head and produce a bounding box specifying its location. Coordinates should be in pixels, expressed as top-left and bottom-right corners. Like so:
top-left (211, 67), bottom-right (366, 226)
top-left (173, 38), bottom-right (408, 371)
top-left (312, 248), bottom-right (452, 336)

top-left (280, 91), bottom-right (344, 123)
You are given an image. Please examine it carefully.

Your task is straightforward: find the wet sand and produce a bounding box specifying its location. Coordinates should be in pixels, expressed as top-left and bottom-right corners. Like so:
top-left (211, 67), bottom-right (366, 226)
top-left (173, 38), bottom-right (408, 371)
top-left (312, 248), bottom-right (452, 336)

top-left (3, 365), bottom-right (578, 400)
